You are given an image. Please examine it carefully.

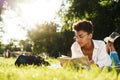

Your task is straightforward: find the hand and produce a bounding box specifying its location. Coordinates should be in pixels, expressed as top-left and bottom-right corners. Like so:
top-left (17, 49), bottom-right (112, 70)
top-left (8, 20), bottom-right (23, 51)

top-left (107, 42), bottom-right (116, 51)
top-left (89, 60), bottom-right (99, 67)
top-left (89, 60), bottom-right (94, 64)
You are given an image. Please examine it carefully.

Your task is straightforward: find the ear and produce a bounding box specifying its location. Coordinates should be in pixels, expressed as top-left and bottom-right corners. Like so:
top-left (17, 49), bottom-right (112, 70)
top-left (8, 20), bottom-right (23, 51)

top-left (89, 33), bottom-right (93, 39)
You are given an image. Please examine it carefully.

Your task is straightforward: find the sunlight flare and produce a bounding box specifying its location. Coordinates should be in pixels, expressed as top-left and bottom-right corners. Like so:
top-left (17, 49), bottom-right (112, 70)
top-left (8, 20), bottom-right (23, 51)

top-left (1, 0), bottom-right (62, 44)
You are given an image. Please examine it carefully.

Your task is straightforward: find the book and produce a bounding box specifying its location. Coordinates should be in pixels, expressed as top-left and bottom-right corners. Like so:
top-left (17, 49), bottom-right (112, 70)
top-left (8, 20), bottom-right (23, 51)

top-left (58, 55), bottom-right (90, 69)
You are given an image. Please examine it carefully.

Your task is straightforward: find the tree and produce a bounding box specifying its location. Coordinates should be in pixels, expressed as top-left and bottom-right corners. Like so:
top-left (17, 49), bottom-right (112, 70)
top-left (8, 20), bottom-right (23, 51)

top-left (23, 39), bottom-right (32, 52)
top-left (27, 22), bottom-right (75, 57)
top-left (58, 0), bottom-right (120, 39)
top-left (27, 22), bottom-right (58, 56)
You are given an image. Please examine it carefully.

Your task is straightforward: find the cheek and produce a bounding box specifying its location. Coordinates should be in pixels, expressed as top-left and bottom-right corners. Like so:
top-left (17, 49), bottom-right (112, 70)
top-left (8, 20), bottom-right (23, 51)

top-left (77, 40), bottom-right (86, 46)
top-left (77, 39), bottom-right (87, 46)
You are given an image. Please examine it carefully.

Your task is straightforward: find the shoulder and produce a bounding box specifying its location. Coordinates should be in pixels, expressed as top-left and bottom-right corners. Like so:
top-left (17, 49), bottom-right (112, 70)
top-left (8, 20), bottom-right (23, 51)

top-left (71, 41), bottom-right (79, 49)
top-left (93, 39), bottom-right (103, 42)
top-left (93, 39), bottom-right (105, 44)
top-left (93, 40), bottom-right (106, 47)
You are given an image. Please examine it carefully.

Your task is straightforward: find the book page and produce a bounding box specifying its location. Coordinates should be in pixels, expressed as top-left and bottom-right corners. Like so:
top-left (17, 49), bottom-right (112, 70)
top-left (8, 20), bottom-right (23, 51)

top-left (58, 55), bottom-right (72, 65)
top-left (72, 56), bottom-right (90, 66)
top-left (58, 56), bottom-right (90, 69)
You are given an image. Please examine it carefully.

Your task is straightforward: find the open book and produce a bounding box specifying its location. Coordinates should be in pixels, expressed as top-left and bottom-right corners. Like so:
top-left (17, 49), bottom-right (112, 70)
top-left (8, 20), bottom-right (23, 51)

top-left (58, 55), bottom-right (90, 69)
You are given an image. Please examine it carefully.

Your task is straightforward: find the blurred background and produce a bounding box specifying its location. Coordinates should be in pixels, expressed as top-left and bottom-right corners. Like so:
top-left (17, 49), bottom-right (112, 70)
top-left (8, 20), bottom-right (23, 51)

top-left (0, 0), bottom-right (120, 58)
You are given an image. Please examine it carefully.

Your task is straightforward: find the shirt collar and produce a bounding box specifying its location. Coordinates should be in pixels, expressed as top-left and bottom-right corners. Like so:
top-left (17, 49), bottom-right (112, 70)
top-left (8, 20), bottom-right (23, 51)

top-left (92, 40), bottom-right (99, 49)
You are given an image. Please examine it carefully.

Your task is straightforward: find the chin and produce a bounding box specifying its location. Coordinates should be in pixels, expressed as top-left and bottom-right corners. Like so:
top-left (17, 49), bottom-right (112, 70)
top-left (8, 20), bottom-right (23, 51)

top-left (79, 44), bottom-right (84, 47)
top-left (80, 45), bottom-right (84, 48)
top-left (77, 41), bottom-right (85, 47)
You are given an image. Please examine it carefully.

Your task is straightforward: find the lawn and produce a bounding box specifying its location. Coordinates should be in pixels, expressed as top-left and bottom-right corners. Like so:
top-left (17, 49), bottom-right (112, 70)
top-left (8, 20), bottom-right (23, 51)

top-left (0, 57), bottom-right (120, 80)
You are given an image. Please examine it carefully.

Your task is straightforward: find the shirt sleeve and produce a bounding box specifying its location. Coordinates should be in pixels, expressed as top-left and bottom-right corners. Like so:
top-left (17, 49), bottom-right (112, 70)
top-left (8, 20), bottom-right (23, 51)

top-left (96, 41), bottom-right (112, 68)
top-left (71, 42), bottom-right (77, 58)
top-left (110, 51), bottom-right (120, 66)
top-left (71, 42), bottom-right (83, 58)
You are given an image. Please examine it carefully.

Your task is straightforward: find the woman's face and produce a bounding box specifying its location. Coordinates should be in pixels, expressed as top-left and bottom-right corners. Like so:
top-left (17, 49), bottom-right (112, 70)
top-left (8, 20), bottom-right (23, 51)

top-left (74, 30), bottom-right (92, 47)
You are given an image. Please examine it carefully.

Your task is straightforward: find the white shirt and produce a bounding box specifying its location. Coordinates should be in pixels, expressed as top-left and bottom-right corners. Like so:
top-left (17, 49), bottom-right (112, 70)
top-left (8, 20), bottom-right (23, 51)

top-left (71, 40), bottom-right (112, 68)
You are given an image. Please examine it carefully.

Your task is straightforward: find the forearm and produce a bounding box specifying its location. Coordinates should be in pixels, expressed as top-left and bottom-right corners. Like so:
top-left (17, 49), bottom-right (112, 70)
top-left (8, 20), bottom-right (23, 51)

top-left (110, 51), bottom-right (120, 66)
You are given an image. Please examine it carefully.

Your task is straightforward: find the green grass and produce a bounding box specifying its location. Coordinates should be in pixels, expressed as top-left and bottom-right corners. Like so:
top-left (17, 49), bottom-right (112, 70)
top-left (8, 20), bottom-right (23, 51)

top-left (0, 58), bottom-right (120, 80)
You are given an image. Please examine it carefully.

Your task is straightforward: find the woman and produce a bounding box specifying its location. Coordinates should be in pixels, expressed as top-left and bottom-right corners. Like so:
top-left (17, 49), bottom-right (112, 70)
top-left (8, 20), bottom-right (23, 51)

top-left (71, 20), bottom-right (112, 68)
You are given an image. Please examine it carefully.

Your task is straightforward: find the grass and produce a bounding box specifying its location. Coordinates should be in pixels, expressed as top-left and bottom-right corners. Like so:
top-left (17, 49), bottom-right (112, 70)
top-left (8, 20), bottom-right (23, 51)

top-left (0, 58), bottom-right (120, 80)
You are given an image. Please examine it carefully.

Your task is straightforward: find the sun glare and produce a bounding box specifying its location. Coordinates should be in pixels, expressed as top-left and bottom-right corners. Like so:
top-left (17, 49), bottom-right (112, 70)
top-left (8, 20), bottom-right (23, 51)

top-left (1, 0), bottom-right (62, 44)
top-left (18, 0), bottom-right (61, 28)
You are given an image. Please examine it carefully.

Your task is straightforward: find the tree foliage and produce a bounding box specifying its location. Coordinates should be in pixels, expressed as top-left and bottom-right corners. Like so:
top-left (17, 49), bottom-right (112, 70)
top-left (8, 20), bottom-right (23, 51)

top-left (58, 0), bottom-right (120, 39)
top-left (27, 22), bottom-right (57, 57)
top-left (27, 22), bottom-right (74, 57)
top-left (27, 22), bottom-right (57, 54)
